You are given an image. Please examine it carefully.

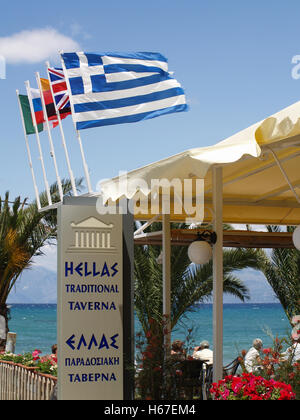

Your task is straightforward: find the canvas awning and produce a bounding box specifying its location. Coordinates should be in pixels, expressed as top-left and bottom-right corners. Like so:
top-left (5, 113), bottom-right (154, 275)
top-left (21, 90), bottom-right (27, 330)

top-left (99, 100), bottom-right (300, 385)
top-left (100, 100), bottom-right (300, 225)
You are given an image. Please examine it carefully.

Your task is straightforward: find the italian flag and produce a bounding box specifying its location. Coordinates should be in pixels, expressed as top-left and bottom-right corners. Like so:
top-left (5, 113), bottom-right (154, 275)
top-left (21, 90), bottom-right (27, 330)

top-left (18, 94), bottom-right (43, 135)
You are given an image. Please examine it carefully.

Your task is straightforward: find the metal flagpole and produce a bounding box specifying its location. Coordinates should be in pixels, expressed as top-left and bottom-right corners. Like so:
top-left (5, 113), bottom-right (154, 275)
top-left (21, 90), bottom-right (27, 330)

top-left (25, 80), bottom-right (52, 206)
top-left (60, 54), bottom-right (93, 194)
top-left (35, 72), bottom-right (63, 201)
top-left (75, 130), bottom-right (93, 193)
top-left (16, 89), bottom-right (41, 210)
top-left (45, 62), bottom-right (77, 196)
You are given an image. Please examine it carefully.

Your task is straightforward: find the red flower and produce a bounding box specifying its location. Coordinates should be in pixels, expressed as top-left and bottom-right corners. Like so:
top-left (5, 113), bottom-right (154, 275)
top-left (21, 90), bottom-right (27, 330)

top-left (142, 351), bottom-right (153, 360)
top-left (50, 355), bottom-right (57, 364)
top-left (210, 373), bottom-right (296, 400)
top-left (32, 349), bottom-right (41, 361)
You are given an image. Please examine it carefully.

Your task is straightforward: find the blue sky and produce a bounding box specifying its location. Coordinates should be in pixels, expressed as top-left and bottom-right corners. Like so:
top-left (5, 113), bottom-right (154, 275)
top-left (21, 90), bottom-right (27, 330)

top-left (1, 0), bottom-right (300, 301)
top-left (1, 1), bottom-right (300, 199)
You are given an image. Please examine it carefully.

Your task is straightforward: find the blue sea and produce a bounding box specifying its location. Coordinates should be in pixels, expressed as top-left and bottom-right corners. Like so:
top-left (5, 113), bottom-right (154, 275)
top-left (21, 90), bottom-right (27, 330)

top-left (7, 303), bottom-right (291, 364)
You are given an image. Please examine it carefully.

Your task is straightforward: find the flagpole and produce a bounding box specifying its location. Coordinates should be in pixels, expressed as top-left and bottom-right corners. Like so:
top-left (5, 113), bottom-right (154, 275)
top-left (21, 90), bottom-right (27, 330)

top-left (25, 80), bottom-right (52, 206)
top-left (16, 89), bottom-right (41, 210)
top-left (35, 72), bottom-right (63, 201)
top-left (45, 61), bottom-right (78, 196)
top-left (60, 53), bottom-right (93, 194)
top-left (75, 129), bottom-right (93, 193)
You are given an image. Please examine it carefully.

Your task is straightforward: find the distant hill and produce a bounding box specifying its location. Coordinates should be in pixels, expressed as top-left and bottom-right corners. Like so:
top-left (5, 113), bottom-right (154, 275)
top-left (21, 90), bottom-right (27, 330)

top-left (223, 269), bottom-right (278, 304)
top-left (6, 265), bottom-right (278, 304)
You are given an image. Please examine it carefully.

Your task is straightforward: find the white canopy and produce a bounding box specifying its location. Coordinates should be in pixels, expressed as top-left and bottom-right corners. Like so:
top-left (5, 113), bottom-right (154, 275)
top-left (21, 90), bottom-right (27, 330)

top-left (99, 100), bottom-right (300, 385)
top-left (101, 100), bottom-right (300, 225)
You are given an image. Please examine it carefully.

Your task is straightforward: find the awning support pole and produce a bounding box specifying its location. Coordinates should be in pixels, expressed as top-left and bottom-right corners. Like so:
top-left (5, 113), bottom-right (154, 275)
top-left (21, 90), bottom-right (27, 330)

top-left (212, 166), bottom-right (223, 383)
top-left (134, 214), bottom-right (161, 236)
top-left (162, 213), bottom-right (171, 350)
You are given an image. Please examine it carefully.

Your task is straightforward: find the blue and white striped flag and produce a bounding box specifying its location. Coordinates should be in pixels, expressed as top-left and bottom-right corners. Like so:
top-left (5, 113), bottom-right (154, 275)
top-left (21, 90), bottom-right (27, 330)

top-left (60, 52), bottom-right (188, 130)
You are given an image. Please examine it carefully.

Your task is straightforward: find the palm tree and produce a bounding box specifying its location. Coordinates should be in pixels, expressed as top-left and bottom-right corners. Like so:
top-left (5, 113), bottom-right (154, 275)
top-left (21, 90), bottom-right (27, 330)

top-left (0, 179), bottom-right (82, 350)
top-left (134, 222), bottom-right (265, 336)
top-left (258, 225), bottom-right (300, 325)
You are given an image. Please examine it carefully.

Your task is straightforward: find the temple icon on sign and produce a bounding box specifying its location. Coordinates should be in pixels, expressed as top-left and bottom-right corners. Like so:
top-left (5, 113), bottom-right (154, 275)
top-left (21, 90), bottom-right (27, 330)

top-left (68, 217), bottom-right (115, 253)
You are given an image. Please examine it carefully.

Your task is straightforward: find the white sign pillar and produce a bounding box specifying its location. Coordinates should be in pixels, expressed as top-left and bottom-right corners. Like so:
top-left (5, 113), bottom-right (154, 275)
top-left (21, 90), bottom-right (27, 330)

top-left (57, 197), bottom-right (134, 400)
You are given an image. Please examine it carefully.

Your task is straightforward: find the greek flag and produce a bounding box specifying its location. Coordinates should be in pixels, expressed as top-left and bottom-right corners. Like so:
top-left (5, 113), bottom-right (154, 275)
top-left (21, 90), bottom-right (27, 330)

top-left (60, 52), bottom-right (188, 130)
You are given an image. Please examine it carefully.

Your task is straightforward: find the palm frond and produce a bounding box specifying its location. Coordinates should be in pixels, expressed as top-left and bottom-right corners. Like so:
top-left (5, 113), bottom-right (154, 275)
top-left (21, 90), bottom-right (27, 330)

top-left (258, 226), bottom-right (300, 324)
top-left (134, 222), bottom-right (263, 334)
top-left (0, 178), bottom-right (82, 306)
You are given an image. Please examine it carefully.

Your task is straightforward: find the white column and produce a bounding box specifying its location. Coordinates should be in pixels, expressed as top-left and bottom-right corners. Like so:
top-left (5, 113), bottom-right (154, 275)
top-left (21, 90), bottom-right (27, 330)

top-left (162, 213), bottom-right (171, 350)
top-left (212, 166), bottom-right (223, 383)
top-left (5, 332), bottom-right (17, 354)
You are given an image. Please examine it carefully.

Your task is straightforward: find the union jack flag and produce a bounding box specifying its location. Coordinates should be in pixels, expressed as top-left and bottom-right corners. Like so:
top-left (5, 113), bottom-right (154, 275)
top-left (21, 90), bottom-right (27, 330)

top-left (48, 67), bottom-right (71, 117)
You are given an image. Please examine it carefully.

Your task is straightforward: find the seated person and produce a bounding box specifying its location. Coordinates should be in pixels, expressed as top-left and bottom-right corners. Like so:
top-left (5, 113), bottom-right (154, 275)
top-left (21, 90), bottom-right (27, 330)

top-left (192, 340), bottom-right (213, 365)
top-left (51, 344), bottom-right (57, 356)
top-left (171, 340), bottom-right (186, 360)
top-left (281, 333), bottom-right (300, 364)
top-left (244, 338), bottom-right (263, 373)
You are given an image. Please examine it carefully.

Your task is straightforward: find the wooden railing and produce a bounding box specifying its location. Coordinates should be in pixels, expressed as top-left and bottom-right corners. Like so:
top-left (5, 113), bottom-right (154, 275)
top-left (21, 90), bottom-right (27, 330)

top-left (0, 360), bottom-right (57, 400)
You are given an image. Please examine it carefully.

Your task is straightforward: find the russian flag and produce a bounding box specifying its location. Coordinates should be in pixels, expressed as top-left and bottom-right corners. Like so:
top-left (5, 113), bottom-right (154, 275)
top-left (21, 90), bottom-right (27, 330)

top-left (30, 88), bottom-right (44, 125)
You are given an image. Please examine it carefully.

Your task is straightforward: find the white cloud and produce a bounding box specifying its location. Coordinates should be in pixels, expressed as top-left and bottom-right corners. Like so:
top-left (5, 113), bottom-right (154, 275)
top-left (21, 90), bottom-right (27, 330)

top-left (70, 22), bottom-right (91, 40)
top-left (0, 27), bottom-right (80, 64)
top-left (32, 242), bottom-right (57, 272)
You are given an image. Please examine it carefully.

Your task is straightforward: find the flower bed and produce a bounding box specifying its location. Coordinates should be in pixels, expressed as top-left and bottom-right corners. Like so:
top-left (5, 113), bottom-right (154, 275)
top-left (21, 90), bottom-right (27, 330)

top-left (210, 373), bottom-right (296, 400)
top-left (0, 349), bottom-right (57, 377)
top-left (237, 333), bottom-right (300, 399)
